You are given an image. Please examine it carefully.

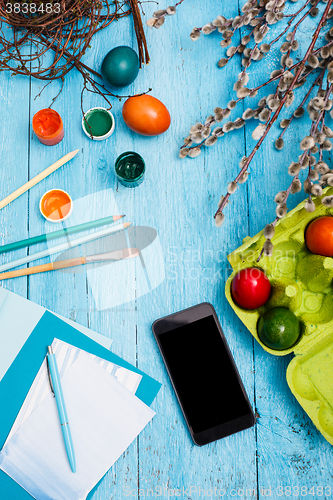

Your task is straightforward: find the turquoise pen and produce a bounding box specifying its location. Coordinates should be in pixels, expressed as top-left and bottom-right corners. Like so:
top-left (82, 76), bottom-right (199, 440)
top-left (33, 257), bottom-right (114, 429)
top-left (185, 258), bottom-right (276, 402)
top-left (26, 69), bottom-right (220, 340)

top-left (46, 346), bottom-right (76, 473)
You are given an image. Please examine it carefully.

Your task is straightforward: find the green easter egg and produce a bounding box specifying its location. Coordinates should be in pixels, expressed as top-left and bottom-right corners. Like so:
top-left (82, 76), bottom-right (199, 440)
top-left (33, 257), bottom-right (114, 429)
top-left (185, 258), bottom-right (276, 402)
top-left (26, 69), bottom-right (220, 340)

top-left (257, 307), bottom-right (301, 351)
top-left (101, 46), bottom-right (139, 88)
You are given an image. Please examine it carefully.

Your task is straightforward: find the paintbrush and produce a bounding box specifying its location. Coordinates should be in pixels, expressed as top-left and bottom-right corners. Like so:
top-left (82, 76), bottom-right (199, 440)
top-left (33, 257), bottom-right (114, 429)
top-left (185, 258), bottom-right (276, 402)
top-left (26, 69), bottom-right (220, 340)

top-left (0, 149), bottom-right (79, 211)
top-left (0, 248), bottom-right (139, 280)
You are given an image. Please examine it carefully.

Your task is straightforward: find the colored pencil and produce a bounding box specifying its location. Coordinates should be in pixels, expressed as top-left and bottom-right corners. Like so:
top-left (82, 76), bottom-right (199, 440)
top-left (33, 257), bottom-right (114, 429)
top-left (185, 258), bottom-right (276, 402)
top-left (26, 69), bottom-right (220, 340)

top-left (0, 248), bottom-right (139, 280)
top-left (0, 222), bottom-right (131, 273)
top-left (0, 215), bottom-right (125, 255)
top-left (0, 149), bottom-right (79, 211)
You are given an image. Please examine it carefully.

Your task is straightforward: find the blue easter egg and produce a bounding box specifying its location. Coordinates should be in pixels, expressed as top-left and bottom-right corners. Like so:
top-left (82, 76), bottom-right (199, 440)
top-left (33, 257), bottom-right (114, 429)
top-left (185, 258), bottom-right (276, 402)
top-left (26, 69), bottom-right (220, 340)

top-left (101, 46), bottom-right (140, 88)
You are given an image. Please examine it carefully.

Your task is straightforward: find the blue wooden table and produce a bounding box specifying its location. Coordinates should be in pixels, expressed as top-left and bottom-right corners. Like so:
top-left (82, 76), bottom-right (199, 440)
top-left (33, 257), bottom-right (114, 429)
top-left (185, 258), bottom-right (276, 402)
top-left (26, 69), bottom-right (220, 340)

top-left (1, 1), bottom-right (332, 499)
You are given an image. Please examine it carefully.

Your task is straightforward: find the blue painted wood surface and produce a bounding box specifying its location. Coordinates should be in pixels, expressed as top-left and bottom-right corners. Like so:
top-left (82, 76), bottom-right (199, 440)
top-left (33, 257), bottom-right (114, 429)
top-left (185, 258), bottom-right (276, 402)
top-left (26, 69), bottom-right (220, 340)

top-left (0, 1), bottom-right (332, 499)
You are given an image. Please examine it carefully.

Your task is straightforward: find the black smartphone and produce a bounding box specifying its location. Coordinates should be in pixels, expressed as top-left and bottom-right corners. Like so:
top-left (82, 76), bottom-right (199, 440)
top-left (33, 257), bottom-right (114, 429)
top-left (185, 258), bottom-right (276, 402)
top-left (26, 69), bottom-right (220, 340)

top-left (152, 302), bottom-right (255, 446)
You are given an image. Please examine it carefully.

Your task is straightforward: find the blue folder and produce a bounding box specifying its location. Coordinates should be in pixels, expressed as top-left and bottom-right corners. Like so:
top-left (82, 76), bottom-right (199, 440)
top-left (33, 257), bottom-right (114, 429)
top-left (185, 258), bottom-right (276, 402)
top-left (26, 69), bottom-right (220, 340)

top-left (0, 311), bottom-right (161, 499)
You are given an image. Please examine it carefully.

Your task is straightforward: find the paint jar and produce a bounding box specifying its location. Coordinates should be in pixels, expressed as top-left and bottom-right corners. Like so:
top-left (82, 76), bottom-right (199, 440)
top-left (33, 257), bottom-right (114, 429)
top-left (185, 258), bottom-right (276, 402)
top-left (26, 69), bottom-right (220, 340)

top-left (82, 107), bottom-right (115, 140)
top-left (115, 151), bottom-right (145, 188)
top-left (40, 189), bottom-right (73, 223)
top-left (32, 109), bottom-right (64, 146)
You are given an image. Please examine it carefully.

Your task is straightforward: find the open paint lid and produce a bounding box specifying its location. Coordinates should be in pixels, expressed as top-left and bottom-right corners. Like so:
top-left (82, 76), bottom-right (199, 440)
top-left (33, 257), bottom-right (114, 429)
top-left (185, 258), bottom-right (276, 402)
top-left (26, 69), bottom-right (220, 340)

top-left (225, 186), bottom-right (333, 444)
top-left (82, 107), bottom-right (115, 141)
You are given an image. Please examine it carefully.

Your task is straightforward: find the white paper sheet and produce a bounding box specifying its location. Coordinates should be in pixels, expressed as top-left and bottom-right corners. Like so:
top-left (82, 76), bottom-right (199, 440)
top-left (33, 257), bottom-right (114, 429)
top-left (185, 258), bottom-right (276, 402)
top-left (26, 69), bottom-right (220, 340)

top-left (6, 339), bottom-right (142, 444)
top-left (0, 349), bottom-right (155, 500)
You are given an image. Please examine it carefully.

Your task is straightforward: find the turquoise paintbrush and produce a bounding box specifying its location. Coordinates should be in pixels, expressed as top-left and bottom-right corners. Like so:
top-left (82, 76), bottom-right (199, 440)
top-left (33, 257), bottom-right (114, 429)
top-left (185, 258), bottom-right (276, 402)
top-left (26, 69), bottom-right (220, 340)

top-left (0, 215), bottom-right (125, 255)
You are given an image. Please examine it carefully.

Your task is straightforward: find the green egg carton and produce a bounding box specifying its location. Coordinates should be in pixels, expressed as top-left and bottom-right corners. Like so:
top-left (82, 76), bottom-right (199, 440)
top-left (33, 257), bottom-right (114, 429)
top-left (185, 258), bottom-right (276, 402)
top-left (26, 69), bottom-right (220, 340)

top-left (225, 186), bottom-right (333, 445)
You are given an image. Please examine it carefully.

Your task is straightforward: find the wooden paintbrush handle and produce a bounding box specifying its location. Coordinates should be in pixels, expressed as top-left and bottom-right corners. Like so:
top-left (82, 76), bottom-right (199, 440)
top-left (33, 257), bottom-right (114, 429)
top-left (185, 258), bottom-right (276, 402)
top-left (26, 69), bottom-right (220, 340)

top-left (0, 262), bottom-right (54, 280)
top-left (0, 150), bottom-right (79, 211)
top-left (53, 257), bottom-right (87, 270)
top-left (0, 256), bottom-right (86, 280)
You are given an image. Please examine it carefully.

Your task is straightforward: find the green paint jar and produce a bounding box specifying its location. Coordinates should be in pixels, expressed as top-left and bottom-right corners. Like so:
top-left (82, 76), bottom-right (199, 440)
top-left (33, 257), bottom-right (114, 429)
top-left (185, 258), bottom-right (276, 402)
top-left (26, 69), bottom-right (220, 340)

top-left (82, 107), bottom-right (115, 140)
top-left (115, 152), bottom-right (145, 188)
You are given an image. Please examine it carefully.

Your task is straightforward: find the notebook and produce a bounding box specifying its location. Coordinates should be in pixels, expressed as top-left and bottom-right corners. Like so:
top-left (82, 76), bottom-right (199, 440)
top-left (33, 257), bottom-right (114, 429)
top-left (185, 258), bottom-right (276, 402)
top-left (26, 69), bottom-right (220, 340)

top-left (0, 339), bottom-right (155, 500)
top-left (0, 311), bottom-right (161, 499)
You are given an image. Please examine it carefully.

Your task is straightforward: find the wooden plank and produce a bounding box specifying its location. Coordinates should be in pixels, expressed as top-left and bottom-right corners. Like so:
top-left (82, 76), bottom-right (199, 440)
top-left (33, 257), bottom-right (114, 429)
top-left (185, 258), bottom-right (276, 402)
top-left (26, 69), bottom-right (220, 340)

top-left (0, 47), bottom-right (30, 299)
top-left (136, 0), bottom-right (257, 498)
top-left (242, 2), bottom-right (333, 497)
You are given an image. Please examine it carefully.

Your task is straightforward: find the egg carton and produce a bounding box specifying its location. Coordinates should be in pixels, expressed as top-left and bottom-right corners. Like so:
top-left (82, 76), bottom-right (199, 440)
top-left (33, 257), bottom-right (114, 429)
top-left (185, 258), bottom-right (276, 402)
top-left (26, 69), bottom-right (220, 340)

top-left (225, 186), bottom-right (333, 445)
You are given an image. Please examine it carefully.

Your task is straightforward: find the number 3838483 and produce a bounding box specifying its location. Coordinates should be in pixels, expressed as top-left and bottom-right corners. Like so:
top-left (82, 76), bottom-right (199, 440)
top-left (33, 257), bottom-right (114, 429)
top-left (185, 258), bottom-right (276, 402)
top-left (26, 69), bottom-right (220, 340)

top-left (5, 3), bottom-right (61, 14)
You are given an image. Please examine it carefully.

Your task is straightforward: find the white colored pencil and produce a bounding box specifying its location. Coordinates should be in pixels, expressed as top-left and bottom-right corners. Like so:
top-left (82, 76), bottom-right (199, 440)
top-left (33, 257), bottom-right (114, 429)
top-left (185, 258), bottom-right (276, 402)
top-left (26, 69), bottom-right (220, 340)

top-left (0, 222), bottom-right (132, 273)
top-left (0, 149), bottom-right (79, 211)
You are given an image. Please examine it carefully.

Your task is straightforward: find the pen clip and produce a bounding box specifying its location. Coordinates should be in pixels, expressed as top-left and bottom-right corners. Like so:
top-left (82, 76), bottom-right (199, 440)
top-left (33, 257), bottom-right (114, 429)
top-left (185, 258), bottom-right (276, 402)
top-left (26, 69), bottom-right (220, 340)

top-left (46, 355), bottom-right (55, 397)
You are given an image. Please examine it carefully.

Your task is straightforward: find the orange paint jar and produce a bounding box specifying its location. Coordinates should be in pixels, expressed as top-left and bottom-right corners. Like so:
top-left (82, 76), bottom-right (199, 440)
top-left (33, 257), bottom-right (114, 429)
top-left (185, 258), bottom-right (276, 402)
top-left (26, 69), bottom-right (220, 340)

top-left (40, 189), bottom-right (72, 223)
top-left (32, 109), bottom-right (64, 146)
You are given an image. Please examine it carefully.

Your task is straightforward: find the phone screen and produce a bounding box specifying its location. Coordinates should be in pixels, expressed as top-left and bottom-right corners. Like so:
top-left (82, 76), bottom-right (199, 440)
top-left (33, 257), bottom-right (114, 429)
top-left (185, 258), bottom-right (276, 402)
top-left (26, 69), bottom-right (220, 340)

top-left (156, 313), bottom-right (254, 440)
